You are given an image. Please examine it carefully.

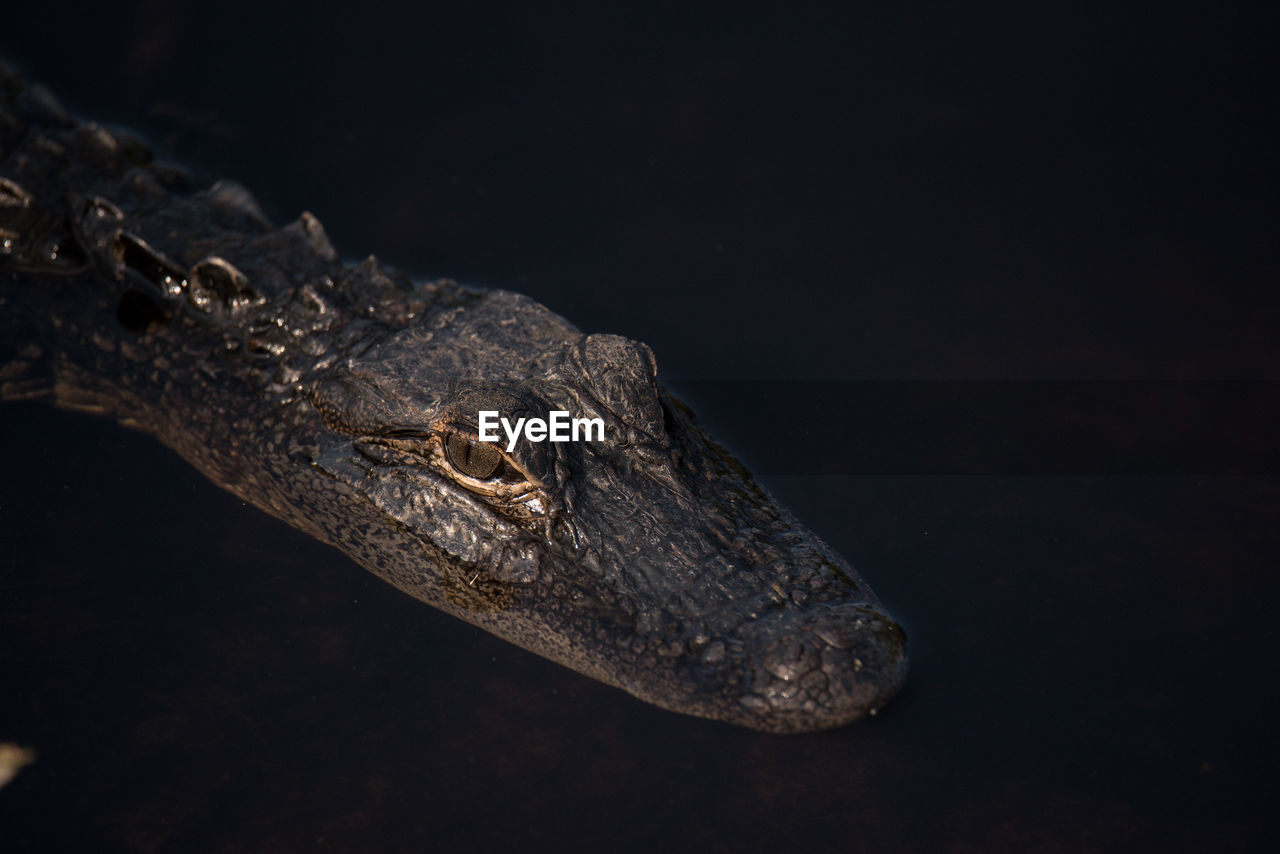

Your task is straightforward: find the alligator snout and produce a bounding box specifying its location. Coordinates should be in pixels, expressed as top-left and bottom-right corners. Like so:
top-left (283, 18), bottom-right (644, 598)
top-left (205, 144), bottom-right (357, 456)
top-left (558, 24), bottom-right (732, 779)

top-left (735, 602), bottom-right (908, 732)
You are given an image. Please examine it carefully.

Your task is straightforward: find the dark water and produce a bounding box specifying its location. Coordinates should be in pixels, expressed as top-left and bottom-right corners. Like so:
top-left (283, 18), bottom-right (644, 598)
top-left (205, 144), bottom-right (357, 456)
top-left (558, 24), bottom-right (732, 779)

top-left (2, 3), bottom-right (1278, 851)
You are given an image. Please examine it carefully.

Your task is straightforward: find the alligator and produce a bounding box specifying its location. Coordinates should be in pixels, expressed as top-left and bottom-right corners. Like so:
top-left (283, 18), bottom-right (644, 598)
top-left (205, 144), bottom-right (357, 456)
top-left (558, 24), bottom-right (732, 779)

top-left (0, 63), bottom-right (908, 733)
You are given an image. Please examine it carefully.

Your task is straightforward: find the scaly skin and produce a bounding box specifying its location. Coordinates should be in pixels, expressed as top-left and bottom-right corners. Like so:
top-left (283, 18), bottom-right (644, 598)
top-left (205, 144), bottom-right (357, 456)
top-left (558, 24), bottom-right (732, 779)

top-left (0, 63), bottom-right (907, 733)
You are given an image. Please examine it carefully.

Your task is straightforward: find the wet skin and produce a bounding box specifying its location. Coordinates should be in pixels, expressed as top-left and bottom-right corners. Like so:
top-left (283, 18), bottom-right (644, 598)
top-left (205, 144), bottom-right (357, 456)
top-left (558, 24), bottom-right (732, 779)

top-left (0, 64), bottom-right (907, 732)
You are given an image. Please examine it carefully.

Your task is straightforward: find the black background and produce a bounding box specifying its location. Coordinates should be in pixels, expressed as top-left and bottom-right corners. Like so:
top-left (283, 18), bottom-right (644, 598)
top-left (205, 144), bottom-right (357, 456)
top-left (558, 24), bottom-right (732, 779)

top-left (2, 2), bottom-right (1277, 851)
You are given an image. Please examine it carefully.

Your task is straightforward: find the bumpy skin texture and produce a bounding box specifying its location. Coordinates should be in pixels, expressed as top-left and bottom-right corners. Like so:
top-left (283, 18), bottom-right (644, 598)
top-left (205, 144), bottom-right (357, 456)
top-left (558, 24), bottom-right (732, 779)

top-left (0, 64), bottom-right (907, 733)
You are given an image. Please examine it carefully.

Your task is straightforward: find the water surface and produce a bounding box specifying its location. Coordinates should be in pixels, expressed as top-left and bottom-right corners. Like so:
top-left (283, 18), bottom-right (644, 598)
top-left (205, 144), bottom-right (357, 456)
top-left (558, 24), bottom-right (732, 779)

top-left (2, 3), bottom-right (1276, 850)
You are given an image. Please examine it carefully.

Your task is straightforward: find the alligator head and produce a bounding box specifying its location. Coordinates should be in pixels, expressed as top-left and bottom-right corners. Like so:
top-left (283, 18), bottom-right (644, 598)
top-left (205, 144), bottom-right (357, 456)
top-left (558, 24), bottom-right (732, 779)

top-left (0, 61), bottom-right (907, 733)
top-left (306, 288), bottom-right (908, 733)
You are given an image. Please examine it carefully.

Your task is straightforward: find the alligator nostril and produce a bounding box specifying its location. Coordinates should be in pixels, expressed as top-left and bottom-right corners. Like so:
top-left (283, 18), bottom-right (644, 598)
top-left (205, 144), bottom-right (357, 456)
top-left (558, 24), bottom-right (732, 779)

top-left (810, 605), bottom-right (885, 649)
top-left (761, 638), bottom-right (819, 681)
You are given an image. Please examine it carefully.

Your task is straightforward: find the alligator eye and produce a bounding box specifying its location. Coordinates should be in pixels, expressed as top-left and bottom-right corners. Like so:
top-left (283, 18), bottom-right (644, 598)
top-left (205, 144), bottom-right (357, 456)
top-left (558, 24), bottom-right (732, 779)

top-left (444, 433), bottom-right (502, 479)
